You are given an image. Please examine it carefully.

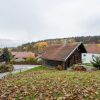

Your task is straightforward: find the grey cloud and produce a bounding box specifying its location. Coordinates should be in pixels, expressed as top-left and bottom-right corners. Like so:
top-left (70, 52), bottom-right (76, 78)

top-left (0, 0), bottom-right (100, 42)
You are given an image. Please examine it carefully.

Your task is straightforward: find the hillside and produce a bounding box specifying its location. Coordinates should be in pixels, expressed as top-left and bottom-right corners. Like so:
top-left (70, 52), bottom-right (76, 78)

top-left (0, 67), bottom-right (100, 99)
top-left (12, 36), bottom-right (100, 52)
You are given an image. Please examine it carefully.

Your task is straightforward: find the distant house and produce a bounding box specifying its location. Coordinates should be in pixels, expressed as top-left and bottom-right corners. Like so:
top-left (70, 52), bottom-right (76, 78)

top-left (41, 42), bottom-right (87, 69)
top-left (12, 52), bottom-right (35, 62)
top-left (82, 53), bottom-right (100, 63)
top-left (82, 44), bottom-right (100, 63)
top-left (85, 44), bottom-right (100, 54)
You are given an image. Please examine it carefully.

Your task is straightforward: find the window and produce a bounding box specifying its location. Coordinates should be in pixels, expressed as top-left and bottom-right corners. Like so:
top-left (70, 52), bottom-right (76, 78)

top-left (84, 54), bottom-right (86, 56)
top-left (92, 55), bottom-right (95, 57)
top-left (92, 55), bottom-right (95, 59)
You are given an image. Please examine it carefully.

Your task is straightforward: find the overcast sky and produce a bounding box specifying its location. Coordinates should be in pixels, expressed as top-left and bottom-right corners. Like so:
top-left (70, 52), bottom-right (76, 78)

top-left (0, 0), bottom-right (100, 43)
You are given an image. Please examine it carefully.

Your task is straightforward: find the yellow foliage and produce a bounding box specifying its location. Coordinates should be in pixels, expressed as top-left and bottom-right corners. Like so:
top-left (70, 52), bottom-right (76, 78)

top-left (97, 44), bottom-right (100, 47)
top-left (34, 42), bottom-right (48, 52)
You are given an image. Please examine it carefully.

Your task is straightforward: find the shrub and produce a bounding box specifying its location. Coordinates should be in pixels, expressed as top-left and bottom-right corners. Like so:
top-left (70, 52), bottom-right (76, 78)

top-left (56, 65), bottom-right (63, 70)
top-left (11, 58), bottom-right (41, 65)
top-left (26, 57), bottom-right (38, 64)
top-left (91, 56), bottom-right (100, 70)
top-left (0, 63), bottom-right (13, 73)
top-left (26, 57), bottom-right (34, 62)
top-left (37, 58), bottom-right (42, 65)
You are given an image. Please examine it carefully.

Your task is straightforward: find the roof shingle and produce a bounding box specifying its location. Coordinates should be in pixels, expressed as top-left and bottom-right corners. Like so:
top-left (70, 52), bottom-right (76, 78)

top-left (85, 44), bottom-right (100, 54)
top-left (12, 52), bottom-right (35, 59)
top-left (41, 42), bottom-right (85, 61)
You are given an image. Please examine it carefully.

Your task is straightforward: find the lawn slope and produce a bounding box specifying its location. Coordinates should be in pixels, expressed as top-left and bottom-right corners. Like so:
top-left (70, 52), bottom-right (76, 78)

top-left (0, 66), bottom-right (100, 100)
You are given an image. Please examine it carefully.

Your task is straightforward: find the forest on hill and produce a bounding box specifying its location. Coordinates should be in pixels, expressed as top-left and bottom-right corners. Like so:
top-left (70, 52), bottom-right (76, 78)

top-left (12, 36), bottom-right (100, 53)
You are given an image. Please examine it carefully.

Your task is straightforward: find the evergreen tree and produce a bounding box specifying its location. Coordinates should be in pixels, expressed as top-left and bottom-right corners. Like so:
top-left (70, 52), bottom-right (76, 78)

top-left (3, 48), bottom-right (11, 62)
top-left (91, 56), bottom-right (100, 70)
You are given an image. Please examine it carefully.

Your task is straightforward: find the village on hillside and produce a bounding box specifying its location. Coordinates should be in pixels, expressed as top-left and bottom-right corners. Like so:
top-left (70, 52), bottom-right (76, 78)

top-left (0, 37), bottom-right (100, 71)
top-left (0, 0), bottom-right (100, 99)
top-left (0, 38), bottom-right (100, 99)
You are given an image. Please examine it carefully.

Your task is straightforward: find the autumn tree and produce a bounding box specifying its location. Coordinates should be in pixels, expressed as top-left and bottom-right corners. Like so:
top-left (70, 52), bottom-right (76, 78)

top-left (34, 42), bottom-right (48, 53)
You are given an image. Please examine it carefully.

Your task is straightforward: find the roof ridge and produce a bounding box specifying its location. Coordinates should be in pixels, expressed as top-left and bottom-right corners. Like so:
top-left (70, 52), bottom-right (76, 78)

top-left (64, 42), bottom-right (82, 61)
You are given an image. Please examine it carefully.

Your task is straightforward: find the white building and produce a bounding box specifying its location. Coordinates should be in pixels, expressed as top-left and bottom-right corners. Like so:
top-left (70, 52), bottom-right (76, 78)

top-left (82, 53), bottom-right (100, 63)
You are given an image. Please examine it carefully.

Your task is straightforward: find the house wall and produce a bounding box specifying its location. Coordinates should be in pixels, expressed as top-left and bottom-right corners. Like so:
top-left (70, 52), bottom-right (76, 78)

top-left (43, 59), bottom-right (63, 68)
top-left (65, 47), bottom-right (82, 69)
top-left (82, 53), bottom-right (100, 63)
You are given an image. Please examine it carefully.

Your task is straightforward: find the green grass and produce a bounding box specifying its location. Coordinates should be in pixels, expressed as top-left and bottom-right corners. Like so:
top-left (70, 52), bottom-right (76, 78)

top-left (82, 63), bottom-right (95, 70)
top-left (25, 66), bottom-right (48, 72)
top-left (0, 67), bottom-right (100, 100)
top-left (83, 63), bottom-right (93, 67)
top-left (12, 66), bottom-right (48, 75)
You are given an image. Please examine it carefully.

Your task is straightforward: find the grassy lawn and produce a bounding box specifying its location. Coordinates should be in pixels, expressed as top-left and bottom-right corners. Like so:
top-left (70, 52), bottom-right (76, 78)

top-left (25, 66), bottom-right (48, 72)
top-left (82, 63), bottom-right (95, 70)
top-left (83, 63), bottom-right (93, 67)
top-left (0, 66), bottom-right (100, 100)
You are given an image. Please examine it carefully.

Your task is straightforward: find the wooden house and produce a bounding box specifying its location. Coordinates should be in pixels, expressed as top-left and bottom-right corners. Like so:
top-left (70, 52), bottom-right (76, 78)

top-left (41, 42), bottom-right (87, 69)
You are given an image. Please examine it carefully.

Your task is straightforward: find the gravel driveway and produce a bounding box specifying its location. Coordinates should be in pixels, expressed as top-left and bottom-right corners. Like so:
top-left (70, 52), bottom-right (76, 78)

top-left (0, 65), bottom-right (39, 79)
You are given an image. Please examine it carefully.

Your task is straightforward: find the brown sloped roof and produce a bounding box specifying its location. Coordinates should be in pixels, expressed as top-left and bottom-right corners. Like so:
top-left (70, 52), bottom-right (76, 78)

top-left (41, 42), bottom-right (86, 61)
top-left (85, 44), bottom-right (100, 54)
top-left (12, 52), bottom-right (35, 59)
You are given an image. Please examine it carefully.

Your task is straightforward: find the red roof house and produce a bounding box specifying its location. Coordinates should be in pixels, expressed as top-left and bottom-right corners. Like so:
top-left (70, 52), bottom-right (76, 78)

top-left (12, 52), bottom-right (35, 61)
top-left (85, 44), bottom-right (100, 54)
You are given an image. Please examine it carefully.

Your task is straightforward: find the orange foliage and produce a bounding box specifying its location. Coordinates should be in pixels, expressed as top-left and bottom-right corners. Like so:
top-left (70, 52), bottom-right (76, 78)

top-left (34, 42), bottom-right (48, 52)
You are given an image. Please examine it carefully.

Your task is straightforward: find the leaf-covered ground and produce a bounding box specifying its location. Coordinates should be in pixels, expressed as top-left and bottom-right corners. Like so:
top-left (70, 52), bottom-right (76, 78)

top-left (0, 67), bottom-right (100, 100)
